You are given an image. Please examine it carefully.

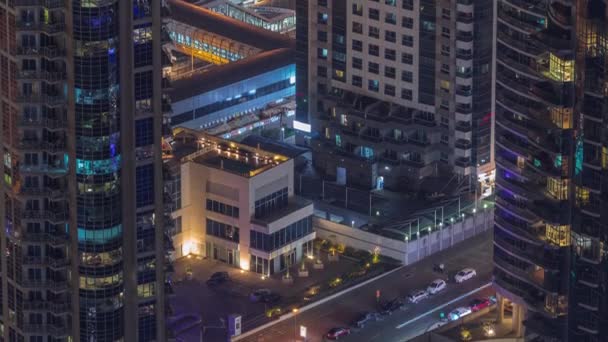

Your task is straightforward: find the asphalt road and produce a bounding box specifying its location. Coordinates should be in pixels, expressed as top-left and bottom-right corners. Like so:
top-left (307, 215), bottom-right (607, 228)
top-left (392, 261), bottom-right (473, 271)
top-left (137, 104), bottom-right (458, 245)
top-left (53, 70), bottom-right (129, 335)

top-left (238, 230), bottom-right (493, 342)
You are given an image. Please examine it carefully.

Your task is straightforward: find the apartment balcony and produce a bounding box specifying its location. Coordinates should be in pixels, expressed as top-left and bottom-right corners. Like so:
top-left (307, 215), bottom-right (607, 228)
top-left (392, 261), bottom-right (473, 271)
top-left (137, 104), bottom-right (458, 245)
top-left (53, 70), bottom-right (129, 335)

top-left (497, 176), bottom-right (544, 202)
top-left (495, 155), bottom-right (540, 183)
top-left (18, 186), bottom-right (64, 199)
top-left (20, 117), bottom-right (66, 130)
top-left (16, 70), bottom-right (66, 82)
top-left (22, 255), bottom-right (69, 268)
top-left (16, 21), bottom-right (66, 34)
top-left (533, 198), bottom-right (571, 225)
top-left (22, 324), bottom-right (68, 336)
top-left (20, 231), bottom-right (68, 246)
top-left (20, 278), bottom-right (68, 290)
top-left (495, 135), bottom-right (530, 158)
top-left (496, 52), bottom-right (543, 81)
top-left (19, 140), bottom-right (66, 153)
top-left (494, 230), bottom-right (560, 270)
top-left (14, 0), bottom-right (67, 8)
top-left (494, 212), bottom-right (540, 246)
top-left (15, 94), bottom-right (66, 106)
top-left (498, 9), bottom-right (543, 34)
top-left (20, 163), bottom-right (68, 176)
top-left (495, 92), bottom-right (549, 122)
top-left (496, 194), bottom-right (538, 224)
top-left (548, 2), bottom-right (572, 29)
top-left (502, 0), bottom-right (545, 16)
top-left (23, 300), bottom-right (70, 314)
top-left (497, 32), bottom-right (544, 57)
top-left (22, 210), bottom-right (68, 223)
top-left (494, 251), bottom-right (558, 294)
top-left (574, 285), bottom-right (600, 311)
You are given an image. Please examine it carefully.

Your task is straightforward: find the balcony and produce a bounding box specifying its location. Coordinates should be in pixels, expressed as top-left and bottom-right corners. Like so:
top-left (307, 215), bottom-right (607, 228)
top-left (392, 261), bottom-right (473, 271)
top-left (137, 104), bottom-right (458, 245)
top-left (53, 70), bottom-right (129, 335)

top-left (498, 9), bottom-right (543, 34)
top-left (23, 300), bottom-right (70, 314)
top-left (14, 0), bottom-right (67, 8)
top-left (497, 32), bottom-right (544, 57)
top-left (22, 324), bottom-right (68, 335)
top-left (494, 231), bottom-right (560, 270)
top-left (20, 278), bottom-right (68, 290)
top-left (494, 250), bottom-right (558, 294)
top-left (22, 255), bottom-right (69, 268)
top-left (20, 231), bottom-right (68, 245)
top-left (16, 21), bottom-right (65, 34)
top-left (16, 70), bottom-right (66, 82)
top-left (502, 0), bottom-right (545, 16)
top-left (15, 94), bottom-right (66, 106)
top-left (18, 186), bottom-right (63, 199)
top-left (22, 210), bottom-right (68, 223)
top-left (20, 117), bottom-right (66, 130)
top-left (496, 195), bottom-right (538, 223)
top-left (496, 135), bottom-right (530, 157)
top-left (19, 140), bottom-right (66, 153)
top-left (494, 211), bottom-right (539, 245)
top-left (496, 52), bottom-right (543, 81)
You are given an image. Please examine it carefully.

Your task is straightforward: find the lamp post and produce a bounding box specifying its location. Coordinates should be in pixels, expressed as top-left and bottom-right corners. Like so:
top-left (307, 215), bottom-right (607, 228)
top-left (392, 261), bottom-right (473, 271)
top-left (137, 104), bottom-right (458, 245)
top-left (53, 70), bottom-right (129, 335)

top-left (292, 308), bottom-right (299, 341)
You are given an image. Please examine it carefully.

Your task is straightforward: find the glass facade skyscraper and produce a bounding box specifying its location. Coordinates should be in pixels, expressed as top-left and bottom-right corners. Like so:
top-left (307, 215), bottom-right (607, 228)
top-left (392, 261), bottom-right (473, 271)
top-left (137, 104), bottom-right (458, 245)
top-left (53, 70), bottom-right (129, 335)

top-left (0, 1), bottom-right (167, 341)
top-left (493, 0), bottom-right (608, 340)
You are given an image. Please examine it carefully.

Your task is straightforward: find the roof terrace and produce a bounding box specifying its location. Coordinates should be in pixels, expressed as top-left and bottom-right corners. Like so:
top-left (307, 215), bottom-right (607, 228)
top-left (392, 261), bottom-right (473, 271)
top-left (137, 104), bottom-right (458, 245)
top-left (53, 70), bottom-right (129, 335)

top-left (177, 128), bottom-right (289, 177)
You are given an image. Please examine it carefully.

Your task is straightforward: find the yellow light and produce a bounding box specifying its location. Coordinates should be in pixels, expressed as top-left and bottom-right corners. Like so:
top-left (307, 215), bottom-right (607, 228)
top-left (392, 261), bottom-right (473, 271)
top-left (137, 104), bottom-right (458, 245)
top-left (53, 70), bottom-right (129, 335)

top-left (240, 259), bottom-right (250, 271)
top-left (260, 275), bottom-right (266, 280)
top-left (306, 254), bottom-right (314, 260)
top-left (240, 270), bottom-right (245, 274)
top-left (292, 308), bottom-right (299, 313)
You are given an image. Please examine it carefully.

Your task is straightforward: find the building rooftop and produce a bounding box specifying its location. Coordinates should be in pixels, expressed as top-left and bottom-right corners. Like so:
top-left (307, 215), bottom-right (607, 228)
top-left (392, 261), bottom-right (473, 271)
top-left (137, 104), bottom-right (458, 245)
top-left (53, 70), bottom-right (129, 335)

top-left (167, 0), bottom-right (294, 51)
top-left (240, 134), bottom-right (308, 159)
top-left (169, 47), bottom-right (294, 102)
top-left (251, 196), bottom-right (313, 226)
top-left (174, 127), bottom-right (290, 177)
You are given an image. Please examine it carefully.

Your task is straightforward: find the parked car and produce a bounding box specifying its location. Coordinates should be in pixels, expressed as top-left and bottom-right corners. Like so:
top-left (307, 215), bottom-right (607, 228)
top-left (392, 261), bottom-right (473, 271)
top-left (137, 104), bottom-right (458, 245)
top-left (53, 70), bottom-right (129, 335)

top-left (454, 268), bottom-right (477, 283)
top-left (470, 298), bottom-right (492, 312)
top-left (352, 312), bottom-right (379, 328)
top-left (427, 279), bottom-right (447, 295)
top-left (249, 289), bottom-right (272, 302)
top-left (407, 290), bottom-right (429, 303)
top-left (206, 272), bottom-right (230, 286)
top-left (260, 292), bottom-right (282, 304)
top-left (379, 298), bottom-right (404, 315)
top-left (325, 327), bottom-right (351, 340)
top-left (449, 306), bottom-right (472, 321)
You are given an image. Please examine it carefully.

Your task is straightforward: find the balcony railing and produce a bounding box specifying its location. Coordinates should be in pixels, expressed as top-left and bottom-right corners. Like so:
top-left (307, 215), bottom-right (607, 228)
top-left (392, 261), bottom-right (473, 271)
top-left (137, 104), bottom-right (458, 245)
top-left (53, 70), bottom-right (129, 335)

top-left (14, 0), bottom-right (67, 8)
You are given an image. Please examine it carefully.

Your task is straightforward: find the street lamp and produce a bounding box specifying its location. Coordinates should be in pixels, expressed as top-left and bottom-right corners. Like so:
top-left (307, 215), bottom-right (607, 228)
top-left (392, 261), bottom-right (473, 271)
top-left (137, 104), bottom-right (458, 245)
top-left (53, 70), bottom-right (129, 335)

top-left (472, 208), bottom-right (477, 214)
top-left (292, 308), bottom-right (299, 341)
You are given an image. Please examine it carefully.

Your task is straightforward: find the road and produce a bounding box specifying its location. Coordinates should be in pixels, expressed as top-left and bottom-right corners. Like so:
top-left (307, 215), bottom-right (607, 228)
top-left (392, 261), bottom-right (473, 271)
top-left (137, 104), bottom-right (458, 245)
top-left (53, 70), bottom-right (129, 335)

top-left (238, 230), bottom-right (493, 342)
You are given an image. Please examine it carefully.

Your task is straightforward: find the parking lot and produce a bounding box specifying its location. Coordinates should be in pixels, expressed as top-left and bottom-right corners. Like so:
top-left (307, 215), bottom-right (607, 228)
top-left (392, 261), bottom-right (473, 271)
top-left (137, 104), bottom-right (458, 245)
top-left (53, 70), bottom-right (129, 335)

top-left (169, 253), bottom-right (363, 341)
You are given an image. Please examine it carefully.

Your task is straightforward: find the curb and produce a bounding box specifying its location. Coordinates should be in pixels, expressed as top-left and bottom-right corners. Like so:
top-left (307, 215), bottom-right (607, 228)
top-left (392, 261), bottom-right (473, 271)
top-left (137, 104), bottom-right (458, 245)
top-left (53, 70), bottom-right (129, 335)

top-left (232, 264), bottom-right (406, 341)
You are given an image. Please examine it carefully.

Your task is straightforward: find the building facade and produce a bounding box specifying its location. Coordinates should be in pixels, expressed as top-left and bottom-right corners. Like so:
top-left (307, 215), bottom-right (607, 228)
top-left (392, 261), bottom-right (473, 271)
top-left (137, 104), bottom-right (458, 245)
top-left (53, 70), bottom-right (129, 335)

top-left (493, 0), bottom-right (608, 340)
top-left (299, 0), bottom-right (494, 190)
top-left (171, 130), bottom-right (315, 275)
top-left (0, 1), bottom-right (167, 341)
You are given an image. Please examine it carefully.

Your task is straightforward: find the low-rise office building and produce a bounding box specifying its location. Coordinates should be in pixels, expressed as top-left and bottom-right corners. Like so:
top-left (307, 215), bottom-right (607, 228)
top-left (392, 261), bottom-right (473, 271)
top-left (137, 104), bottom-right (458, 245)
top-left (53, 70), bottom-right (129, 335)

top-left (170, 128), bottom-right (315, 275)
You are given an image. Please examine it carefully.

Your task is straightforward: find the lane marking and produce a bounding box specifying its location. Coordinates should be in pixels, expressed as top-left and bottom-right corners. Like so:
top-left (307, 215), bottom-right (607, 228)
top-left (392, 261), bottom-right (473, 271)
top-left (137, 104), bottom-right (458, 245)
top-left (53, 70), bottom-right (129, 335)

top-left (395, 282), bottom-right (492, 329)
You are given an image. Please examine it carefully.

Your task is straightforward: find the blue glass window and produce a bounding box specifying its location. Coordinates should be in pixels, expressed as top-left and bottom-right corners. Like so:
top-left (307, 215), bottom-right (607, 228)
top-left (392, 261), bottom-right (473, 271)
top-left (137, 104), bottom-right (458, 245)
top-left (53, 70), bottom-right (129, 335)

top-left (78, 224), bottom-right (122, 244)
top-left (76, 155), bottom-right (121, 175)
top-left (136, 118), bottom-right (154, 147)
top-left (136, 164), bottom-right (154, 207)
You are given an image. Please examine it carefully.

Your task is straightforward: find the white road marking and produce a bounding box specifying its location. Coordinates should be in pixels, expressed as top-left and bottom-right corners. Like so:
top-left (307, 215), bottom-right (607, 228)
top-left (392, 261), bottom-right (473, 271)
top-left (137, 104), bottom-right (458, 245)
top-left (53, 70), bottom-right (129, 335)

top-left (395, 282), bottom-right (492, 329)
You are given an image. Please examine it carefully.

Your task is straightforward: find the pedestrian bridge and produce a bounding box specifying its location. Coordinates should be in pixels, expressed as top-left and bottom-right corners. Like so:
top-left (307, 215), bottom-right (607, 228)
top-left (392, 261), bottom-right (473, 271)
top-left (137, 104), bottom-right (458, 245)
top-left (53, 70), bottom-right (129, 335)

top-left (165, 0), bottom-right (294, 64)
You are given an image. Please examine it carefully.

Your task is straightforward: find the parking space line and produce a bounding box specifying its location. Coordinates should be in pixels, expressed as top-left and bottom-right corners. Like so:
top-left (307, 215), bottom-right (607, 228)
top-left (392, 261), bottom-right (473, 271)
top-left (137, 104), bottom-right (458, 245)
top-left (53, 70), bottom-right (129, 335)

top-left (395, 282), bottom-right (492, 329)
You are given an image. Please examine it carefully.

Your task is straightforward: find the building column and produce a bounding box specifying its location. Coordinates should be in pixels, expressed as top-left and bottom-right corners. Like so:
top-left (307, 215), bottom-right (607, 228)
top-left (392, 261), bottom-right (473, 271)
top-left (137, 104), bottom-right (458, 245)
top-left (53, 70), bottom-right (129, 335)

top-left (496, 293), bottom-right (505, 324)
top-left (512, 303), bottom-right (524, 337)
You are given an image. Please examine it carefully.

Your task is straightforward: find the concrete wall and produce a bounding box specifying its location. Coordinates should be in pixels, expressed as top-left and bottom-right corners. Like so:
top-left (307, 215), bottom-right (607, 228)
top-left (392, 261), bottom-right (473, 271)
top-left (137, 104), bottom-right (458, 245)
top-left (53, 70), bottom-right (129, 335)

top-left (314, 209), bottom-right (494, 265)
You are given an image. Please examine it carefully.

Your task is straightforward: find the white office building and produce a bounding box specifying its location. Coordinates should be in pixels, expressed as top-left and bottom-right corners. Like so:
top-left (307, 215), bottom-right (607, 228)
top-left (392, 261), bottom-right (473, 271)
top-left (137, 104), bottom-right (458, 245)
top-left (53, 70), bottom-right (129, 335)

top-left (171, 129), bottom-right (315, 275)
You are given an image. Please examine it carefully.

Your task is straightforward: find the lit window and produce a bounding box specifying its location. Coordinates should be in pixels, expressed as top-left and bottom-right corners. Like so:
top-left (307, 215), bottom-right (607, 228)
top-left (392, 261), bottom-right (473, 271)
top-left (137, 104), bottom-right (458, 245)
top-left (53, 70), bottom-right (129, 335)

top-left (545, 224), bottom-right (570, 247)
top-left (548, 53), bottom-right (574, 82)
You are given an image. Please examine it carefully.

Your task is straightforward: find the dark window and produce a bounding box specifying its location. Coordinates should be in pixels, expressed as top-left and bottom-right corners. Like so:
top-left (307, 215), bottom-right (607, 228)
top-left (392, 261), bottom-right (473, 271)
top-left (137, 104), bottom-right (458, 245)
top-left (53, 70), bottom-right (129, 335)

top-left (254, 187), bottom-right (288, 218)
top-left (135, 118), bottom-right (154, 147)
top-left (136, 164), bottom-right (154, 207)
top-left (206, 199), bottom-right (239, 218)
top-left (206, 219), bottom-right (239, 243)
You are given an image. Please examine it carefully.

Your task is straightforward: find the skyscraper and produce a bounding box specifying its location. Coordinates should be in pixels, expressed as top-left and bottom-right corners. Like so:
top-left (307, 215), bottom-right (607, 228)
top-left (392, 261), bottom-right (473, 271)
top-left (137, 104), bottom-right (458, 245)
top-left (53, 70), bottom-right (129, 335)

top-left (298, 0), bottom-right (494, 191)
top-left (493, 0), bottom-right (607, 340)
top-left (0, 1), bottom-right (167, 341)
